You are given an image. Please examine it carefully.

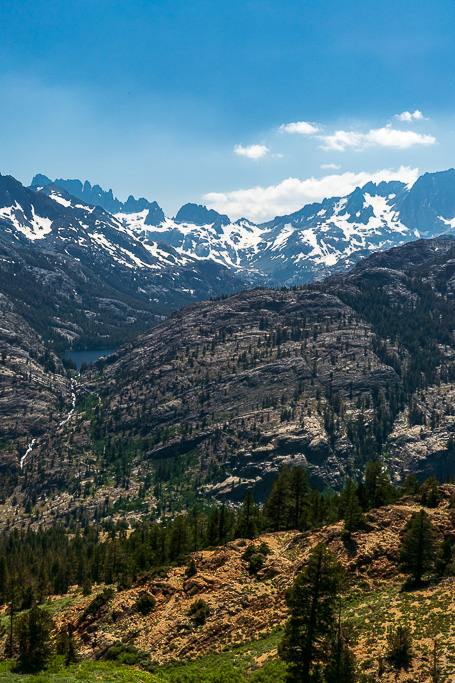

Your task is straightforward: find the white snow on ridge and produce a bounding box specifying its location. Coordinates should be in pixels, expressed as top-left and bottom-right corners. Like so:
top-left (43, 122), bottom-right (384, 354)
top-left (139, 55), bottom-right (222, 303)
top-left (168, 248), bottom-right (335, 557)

top-left (49, 193), bottom-right (72, 208)
top-left (271, 223), bottom-right (294, 251)
top-left (0, 202), bottom-right (53, 240)
top-left (363, 194), bottom-right (408, 235)
top-left (438, 215), bottom-right (455, 231)
top-left (114, 212), bottom-right (266, 270)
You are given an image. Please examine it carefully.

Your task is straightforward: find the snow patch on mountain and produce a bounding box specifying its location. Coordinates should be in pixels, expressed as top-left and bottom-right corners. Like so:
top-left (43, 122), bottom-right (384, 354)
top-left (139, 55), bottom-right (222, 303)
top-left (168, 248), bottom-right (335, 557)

top-left (17, 168), bottom-right (455, 287)
top-left (0, 202), bottom-right (53, 241)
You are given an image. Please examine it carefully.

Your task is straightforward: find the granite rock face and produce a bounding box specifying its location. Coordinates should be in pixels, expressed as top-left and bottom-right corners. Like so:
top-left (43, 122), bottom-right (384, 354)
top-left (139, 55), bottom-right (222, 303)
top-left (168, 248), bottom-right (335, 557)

top-left (6, 236), bottom-right (455, 519)
top-left (0, 293), bottom-right (70, 471)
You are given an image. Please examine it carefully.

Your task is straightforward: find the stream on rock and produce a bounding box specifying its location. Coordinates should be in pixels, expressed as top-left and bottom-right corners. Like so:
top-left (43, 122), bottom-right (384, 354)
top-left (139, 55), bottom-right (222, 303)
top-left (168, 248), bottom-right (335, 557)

top-left (20, 377), bottom-right (78, 470)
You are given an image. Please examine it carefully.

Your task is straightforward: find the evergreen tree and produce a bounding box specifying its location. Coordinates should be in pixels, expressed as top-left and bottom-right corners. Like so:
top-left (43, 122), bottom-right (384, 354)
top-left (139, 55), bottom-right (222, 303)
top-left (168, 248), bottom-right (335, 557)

top-left (279, 543), bottom-right (345, 683)
top-left (435, 538), bottom-right (454, 577)
top-left (64, 625), bottom-right (78, 666)
top-left (302, 489), bottom-right (325, 530)
top-left (168, 515), bottom-right (190, 561)
top-left (365, 461), bottom-right (395, 508)
top-left (15, 605), bottom-right (54, 672)
top-left (339, 481), bottom-right (365, 542)
top-left (420, 476), bottom-right (441, 508)
top-left (235, 490), bottom-right (260, 539)
top-left (0, 556), bottom-right (8, 605)
top-left (218, 504), bottom-right (229, 544)
top-left (355, 482), bottom-right (369, 511)
top-left (400, 509), bottom-right (438, 585)
top-left (386, 624), bottom-right (413, 669)
top-left (400, 473), bottom-right (421, 496)
top-left (324, 614), bottom-right (358, 683)
top-left (207, 508), bottom-right (220, 546)
top-left (264, 466), bottom-right (292, 531)
top-left (6, 573), bottom-right (19, 659)
top-left (290, 467), bottom-right (309, 530)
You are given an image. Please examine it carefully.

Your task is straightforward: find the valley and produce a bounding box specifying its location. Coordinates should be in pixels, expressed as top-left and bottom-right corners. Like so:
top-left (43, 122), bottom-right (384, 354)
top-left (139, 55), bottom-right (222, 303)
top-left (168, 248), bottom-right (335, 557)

top-left (2, 170), bottom-right (455, 681)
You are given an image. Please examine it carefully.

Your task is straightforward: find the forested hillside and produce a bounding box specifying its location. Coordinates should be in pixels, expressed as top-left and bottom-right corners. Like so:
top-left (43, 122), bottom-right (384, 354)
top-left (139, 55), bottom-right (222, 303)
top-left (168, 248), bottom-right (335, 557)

top-left (1, 236), bottom-right (455, 530)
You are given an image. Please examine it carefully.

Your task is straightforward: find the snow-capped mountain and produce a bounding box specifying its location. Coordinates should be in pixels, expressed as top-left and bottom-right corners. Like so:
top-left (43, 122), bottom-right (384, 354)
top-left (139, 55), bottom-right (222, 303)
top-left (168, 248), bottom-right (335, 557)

top-left (3, 168), bottom-right (455, 350)
top-left (0, 175), bottom-right (255, 329)
top-left (253, 170), bottom-right (455, 283)
top-left (27, 168), bottom-right (455, 288)
top-left (104, 169), bottom-right (455, 285)
top-left (30, 174), bottom-right (165, 222)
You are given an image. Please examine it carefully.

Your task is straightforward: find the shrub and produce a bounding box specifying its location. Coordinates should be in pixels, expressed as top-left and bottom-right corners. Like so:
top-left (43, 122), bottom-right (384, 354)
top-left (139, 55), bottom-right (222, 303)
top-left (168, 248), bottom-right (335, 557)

top-left (105, 642), bottom-right (152, 668)
top-left (136, 592), bottom-right (156, 616)
top-left (185, 558), bottom-right (197, 578)
top-left (258, 542), bottom-right (271, 556)
top-left (79, 587), bottom-right (114, 623)
top-left (242, 544), bottom-right (257, 561)
top-left (243, 542), bottom-right (270, 574)
top-left (248, 553), bottom-right (265, 574)
top-left (188, 598), bottom-right (210, 626)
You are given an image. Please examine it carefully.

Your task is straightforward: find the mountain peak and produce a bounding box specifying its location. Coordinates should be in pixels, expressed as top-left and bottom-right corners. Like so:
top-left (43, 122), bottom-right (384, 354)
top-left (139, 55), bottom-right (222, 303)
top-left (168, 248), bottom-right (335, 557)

top-left (30, 173), bottom-right (52, 189)
top-left (30, 174), bottom-right (164, 218)
top-left (175, 203), bottom-right (230, 226)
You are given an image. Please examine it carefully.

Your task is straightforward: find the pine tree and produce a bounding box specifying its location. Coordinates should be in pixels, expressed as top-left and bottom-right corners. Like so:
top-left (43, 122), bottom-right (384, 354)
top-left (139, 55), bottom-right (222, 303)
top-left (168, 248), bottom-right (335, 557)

top-left (365, 461), bottom-right (394, 508)
top-left (303, 489), bottom-right (325, 530)
top-left (400, 509), bottom-right (438, 585)
top-left (207, 508), bottom-right (220, 546)
top-left (279, 543), bottom-right (345, 683)
top-left (235, 490), bottom-right (260, 539)
top-left (324, 611), bottom-right (358, 683)
top-left (435, 538), bottom-right (453, 576)
top-left (339, 481), bottom-right (365, 542)
top-left (401, 473), bottom-right (421, 496)
top-left (290, 467), bottom-right (309, 529)
top-left (64, 624), bottom-right (78, 666)
top-left (420, 476), bottom-right (440, 508)
top-left (264, 466), bottom-right (292, 531)
top-left (0, 556), bottom-right (8, 605)
top-left (15, 605), bottom-right (55, 672)
top-left (218, 504), bottom-right (229, 543)
top-left (168, 515), bottom-right (189, 561)
top-left (386, 624), bottom-right (413, 669)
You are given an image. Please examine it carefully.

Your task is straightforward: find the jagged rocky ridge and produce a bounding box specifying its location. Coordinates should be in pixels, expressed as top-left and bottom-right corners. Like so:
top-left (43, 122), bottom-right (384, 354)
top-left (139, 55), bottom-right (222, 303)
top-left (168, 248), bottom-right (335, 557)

top-left (34, 168), bottom-right (455, 284)
top-left (0, 174), bottom-right (257, 351)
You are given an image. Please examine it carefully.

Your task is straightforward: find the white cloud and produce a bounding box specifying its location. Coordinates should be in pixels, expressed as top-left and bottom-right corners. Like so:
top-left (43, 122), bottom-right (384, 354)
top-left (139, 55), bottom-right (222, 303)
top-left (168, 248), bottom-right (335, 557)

top-left (279, 120), bottom-right (320, 135)
top-left (319, 125), bottom-right (436, 151)
top-left (395, 109), bottom-right (428, 122)
top-left (203, 166), bottom-right (419, 222)
top-left (233, 143), bottom-right (269, 159)
top-left (321, 163), bottom-right (341, 170)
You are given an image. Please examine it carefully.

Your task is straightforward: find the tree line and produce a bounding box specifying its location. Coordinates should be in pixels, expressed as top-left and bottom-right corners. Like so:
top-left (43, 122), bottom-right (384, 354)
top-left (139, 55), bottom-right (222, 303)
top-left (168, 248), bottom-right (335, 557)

top-left (0, 461), bottom-right (444, 613)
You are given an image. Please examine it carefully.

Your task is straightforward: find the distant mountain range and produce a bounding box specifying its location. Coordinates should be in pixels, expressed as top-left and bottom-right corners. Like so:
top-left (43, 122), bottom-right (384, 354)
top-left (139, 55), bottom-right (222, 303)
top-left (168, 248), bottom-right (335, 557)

top-left (31, 169), bottom-right (455, 285)
top-left (0, 174), bottom-right (253, 352)
top-left (0, 168), bottom-right (454, 353)
top-left (3, 165), bottom-right (455, 500)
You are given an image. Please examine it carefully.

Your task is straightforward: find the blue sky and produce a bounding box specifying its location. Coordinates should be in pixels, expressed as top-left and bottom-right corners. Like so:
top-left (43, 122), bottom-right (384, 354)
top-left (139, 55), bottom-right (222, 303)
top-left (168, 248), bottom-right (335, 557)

top-left (1, 0), bottom-right (455, 220)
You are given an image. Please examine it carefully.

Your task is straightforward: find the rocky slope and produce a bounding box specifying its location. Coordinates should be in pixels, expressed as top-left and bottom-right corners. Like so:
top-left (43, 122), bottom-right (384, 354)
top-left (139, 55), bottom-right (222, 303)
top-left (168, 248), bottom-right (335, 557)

top-left (0, 291), bottom-right (70, 474)
top-left (12, 284), bottom-right (390, 517)
top-left (8, 489), bottom-right (455, 683)
top-left (8, 235), bottom-right (455, 520)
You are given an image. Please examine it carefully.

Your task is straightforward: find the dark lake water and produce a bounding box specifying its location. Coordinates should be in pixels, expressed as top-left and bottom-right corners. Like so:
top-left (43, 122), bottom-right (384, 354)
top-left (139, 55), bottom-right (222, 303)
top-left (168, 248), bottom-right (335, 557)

top-left (61, 348), bottom-right (117, 370)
